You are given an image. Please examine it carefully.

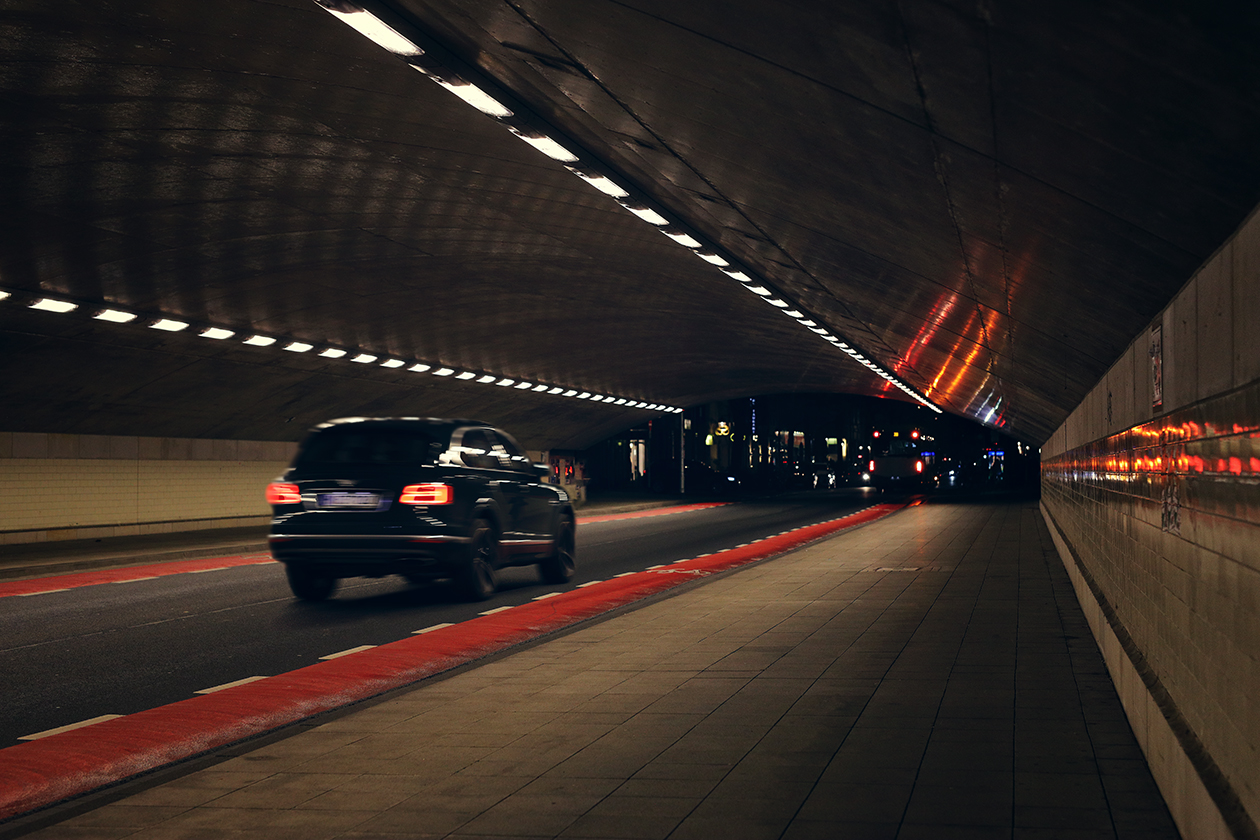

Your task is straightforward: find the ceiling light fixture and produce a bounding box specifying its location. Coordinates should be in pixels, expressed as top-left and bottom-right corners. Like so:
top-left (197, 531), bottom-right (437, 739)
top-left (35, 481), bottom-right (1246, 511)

top-left (508, 128), bottom-right (579, 162)
top-left (284, 341), bottom-right (313, 352)
top-left (350, 353), bottom-right (377, 363)
top-left (663, 230), bottom-right (702, 248)
top-left (408, 363), bottom-right (431, 372)
top-left (455, 371), bottom-right (476, 380)
top-left (620, 203), bottom-right (670, 226)
top-left (150, 318), bottom-right (189, 332)
top-left (319, 348), bottom-right (347, 358)
top-left (200, 327), bottom-right (235, 340)
top-left (243, 335), bottom-right (277, 346)
top-left (93, 309), bottom-right (137, 323)
top-left (476, 374), bottom-right (496, 383)
top-left (425, 75), bottom-right (513, 117)
top-left (380, 359), bottom-right (406, 368)
top-left (431, 367), bottom-right (455, 376)
top-left (567, 168), bottom-right (630, 198)
top-left (315, 1), bottom-right (423, 56)
top-left (29, 298), bottom-right (77, 313)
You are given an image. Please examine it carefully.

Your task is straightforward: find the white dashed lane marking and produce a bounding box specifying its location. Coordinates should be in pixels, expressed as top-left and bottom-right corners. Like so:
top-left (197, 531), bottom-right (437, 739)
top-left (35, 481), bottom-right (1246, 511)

top-left (478, 606), bottom-right (513, 616)
top-left (195, 676), bottom-right (269, 695)
top-left (413, 623), bottom-right (454, 634)
top-left (19, 714), bottom-right (123, 741)
top-left (319, 645), bottom-right (376, 660)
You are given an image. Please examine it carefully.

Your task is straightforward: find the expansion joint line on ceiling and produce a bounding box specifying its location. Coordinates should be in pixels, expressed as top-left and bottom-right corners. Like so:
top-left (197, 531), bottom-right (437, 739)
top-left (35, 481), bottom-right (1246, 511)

top-left (897, 0), bottom-right (1003, 423)
top-left (313, 0), bottom-right (941, 413)
top-left (500, 0), bottom-right (920, 395)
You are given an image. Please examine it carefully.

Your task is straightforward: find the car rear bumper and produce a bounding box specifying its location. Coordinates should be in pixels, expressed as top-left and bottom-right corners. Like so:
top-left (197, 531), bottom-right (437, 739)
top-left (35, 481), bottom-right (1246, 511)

top-left (268, 534), bottom-right (470, 576)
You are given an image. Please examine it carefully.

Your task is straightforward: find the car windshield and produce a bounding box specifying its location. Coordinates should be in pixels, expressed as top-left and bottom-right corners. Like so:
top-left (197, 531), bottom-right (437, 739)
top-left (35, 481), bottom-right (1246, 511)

top-left (296, 428), bottom-right (441, 465)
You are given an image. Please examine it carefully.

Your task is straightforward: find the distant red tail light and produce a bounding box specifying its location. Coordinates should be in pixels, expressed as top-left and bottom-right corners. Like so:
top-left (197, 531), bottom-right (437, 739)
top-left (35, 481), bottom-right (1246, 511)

top-left (266, 482), bottom-right (301, 505)
top-left (399, 483), bottom-right (453, 505)
top-left (915, 460), bottom-right (924, 473)
top-left (869, 460), bottom-right (876, 472)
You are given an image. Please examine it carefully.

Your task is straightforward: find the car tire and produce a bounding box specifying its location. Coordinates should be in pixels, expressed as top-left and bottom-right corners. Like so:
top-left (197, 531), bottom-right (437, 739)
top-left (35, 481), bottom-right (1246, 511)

top-left (539, 514), bottom-right (576, 583)
top-left (286, 565), bottom-right (338, 601)
top-left (457, 517), bottom-right (497, 601)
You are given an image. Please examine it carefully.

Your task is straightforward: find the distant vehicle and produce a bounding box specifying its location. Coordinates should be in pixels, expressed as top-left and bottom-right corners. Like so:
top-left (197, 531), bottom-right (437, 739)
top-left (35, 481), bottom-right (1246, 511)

top-left (868, 428), bottom-right (933, 492)
top-left (685, 460), bottom-right (740, 494)
top-left (266, 417), bottom-right (576, 601)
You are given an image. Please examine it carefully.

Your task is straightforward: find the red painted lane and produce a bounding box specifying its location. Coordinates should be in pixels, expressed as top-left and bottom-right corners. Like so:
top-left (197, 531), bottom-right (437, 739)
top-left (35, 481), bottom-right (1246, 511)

top-left (576, 502), bottom-right (729, 524)
top-left (0, 554), bottom-right (275, 599)
top-left (0, 504), bottom-right (724, 599)
top-left (0, 501), bottom-right (906, 821)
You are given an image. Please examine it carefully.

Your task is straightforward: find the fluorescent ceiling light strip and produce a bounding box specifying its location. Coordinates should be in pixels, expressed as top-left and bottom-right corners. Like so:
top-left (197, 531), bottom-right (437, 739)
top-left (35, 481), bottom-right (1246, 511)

top-left (696, 252), bottom-right (729, 267)
top-left (663, 231), bottom-right (702, 248)
top-left (29, 298), bottom-right (77, 313)
top-left (428, 76), bottom-right (513, 117)
top-left (622, 204), bottom-right (670, 226)
top-left (200, 327), bottom-right (234, 340)
top-left (320, 4), bottom-right (424, 56)
top-left (150, 318), bottom-right (188, 332)
top-left (9, 286), bottom-right (685, 410)
top-left (570, 169), bottom-right (630, 198)
top-left (510, 129), bottom-right (579, 162)
top-left (94, 309), bottom-right (136, 323)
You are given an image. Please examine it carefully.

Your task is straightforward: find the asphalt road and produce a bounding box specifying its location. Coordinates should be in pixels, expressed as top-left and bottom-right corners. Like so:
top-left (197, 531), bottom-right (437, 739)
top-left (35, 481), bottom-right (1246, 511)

top-left (0, 491), bottom-right (879, 747)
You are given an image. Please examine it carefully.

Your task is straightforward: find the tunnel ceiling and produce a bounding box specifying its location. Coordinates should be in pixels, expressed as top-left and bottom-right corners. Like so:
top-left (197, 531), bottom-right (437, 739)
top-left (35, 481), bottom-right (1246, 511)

top-left (2, 0), bottom-right (1258, 451)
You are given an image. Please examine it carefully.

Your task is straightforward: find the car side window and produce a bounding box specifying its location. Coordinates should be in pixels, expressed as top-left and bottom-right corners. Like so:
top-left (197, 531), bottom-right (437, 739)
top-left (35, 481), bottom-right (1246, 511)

top-left (457, 429), bottom-right (503, 470)
top-left (489, 430), bottom-right (534, 473)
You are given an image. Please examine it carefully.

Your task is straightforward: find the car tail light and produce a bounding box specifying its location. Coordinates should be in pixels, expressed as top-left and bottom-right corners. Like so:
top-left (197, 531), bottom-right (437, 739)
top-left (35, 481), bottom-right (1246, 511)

top-left (266, 482), bottom-right (301, 504)
top-left (915, 460), bottom-right (924, 473)
top-left (869, 460), bottom-right (876, 472)
top-left (399, 483), bottom-right (454, 505)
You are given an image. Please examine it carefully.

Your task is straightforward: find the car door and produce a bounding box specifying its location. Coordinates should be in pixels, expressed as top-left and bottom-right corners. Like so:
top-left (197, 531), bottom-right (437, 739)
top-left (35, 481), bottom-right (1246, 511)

top-left (489, 430), bottom-right (555, 542)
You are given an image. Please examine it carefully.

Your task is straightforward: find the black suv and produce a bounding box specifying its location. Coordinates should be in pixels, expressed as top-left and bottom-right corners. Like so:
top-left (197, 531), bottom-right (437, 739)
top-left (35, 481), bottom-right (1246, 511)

top-left (266, 417), bottom-right (576, 601)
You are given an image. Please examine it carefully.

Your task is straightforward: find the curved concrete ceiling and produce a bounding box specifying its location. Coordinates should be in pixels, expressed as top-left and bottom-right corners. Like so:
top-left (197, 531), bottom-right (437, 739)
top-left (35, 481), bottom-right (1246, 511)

top-left (1, 0), bottom-right (1258, 450)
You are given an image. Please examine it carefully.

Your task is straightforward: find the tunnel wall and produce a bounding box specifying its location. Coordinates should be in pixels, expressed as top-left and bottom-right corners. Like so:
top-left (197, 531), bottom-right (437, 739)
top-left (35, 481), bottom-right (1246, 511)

top-left (1040, 206), bottom-right (1260, 840)
top-left (0, 432), bottom-right (295, 545)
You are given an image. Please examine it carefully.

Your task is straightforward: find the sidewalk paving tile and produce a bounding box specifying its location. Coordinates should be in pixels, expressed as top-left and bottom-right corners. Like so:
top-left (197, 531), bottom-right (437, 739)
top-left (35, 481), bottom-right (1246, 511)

top-left (19, 500), bottom-right (1182, 840)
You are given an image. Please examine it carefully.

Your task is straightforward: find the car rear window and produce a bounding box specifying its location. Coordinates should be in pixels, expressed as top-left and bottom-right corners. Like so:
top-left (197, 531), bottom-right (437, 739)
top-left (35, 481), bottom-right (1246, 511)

top-left (296, 428), bottom-right (441, 465)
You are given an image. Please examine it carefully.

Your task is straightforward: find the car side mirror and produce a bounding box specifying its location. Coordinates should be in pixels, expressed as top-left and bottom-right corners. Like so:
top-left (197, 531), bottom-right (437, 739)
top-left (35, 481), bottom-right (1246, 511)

top-left (533, 463), bottom-right (550, 478)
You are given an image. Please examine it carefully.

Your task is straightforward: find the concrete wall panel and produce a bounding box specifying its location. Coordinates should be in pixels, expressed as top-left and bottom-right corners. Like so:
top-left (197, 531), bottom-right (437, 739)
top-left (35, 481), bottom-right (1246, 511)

top-left (0, 433), bottom-right (296, 544)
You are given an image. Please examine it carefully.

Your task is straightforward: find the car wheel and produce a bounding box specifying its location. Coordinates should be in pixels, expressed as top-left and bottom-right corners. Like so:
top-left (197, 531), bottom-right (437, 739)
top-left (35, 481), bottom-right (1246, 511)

top-left (286, 565), bottom-right (338, 601)
top-left (458, 517), bottom-right (497, 601)
top-left (539, 514), bottom-right (576, 583)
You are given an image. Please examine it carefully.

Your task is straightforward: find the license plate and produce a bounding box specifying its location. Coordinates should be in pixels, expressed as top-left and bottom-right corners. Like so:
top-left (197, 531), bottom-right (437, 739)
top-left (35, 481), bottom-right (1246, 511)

top-left (316, 492), bottom-right (381, 509)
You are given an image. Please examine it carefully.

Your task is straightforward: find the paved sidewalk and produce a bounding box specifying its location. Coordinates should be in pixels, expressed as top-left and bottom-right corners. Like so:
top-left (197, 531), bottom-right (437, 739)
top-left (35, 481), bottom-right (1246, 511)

top-left (18, 499), bottom-right (1178, 839)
